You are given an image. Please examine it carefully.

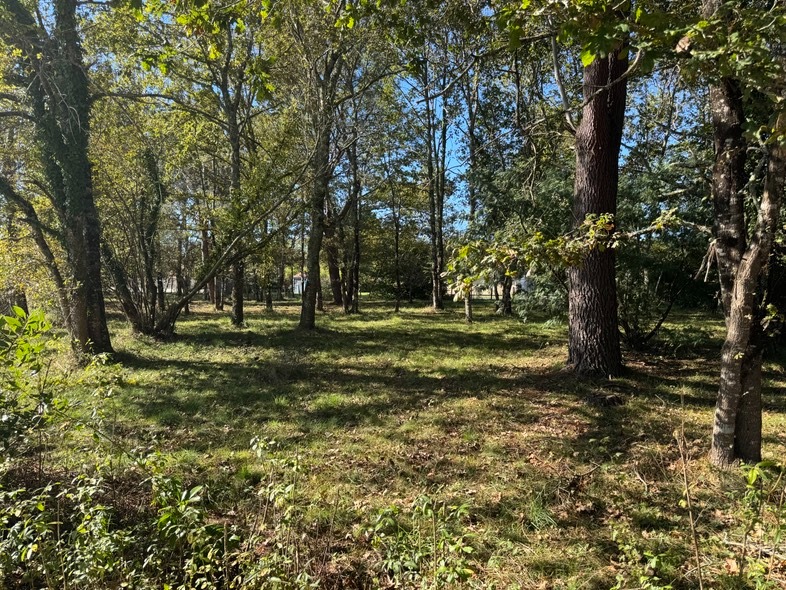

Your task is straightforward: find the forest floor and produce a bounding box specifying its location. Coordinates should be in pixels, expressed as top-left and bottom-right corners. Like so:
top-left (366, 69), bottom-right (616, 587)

top-left (47, 301), bottom-right (786, 588)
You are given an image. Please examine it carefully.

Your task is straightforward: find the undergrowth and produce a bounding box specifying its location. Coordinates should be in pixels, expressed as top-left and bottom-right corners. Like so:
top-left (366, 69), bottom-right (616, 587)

top-left (1, 304), bottom-right (785, 588)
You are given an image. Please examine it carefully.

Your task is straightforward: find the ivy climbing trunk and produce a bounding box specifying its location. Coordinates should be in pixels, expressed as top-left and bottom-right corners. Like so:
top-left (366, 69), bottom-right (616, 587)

top-left (567, 46), bottom-right (628, 378)
top-left (0, 0), bottom-right (112, 355)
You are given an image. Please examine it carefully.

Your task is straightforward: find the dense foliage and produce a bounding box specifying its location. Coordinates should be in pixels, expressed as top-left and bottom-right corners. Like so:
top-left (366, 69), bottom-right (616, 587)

top-left (1, 0), bottom-right (785, 586)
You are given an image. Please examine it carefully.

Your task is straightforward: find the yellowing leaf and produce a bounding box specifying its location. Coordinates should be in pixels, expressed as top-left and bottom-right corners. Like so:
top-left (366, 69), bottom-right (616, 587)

top-left (580, 47), bottom-right (596, 67)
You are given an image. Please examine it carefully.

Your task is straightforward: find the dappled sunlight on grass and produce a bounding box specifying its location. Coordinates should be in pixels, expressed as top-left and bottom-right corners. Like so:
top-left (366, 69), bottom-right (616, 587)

top-left (56, 300), bottom-right (786, 588)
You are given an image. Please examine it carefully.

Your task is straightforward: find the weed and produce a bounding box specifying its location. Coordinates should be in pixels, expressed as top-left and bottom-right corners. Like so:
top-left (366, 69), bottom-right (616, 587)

top-left (366, 495), bottom-right (476, 588)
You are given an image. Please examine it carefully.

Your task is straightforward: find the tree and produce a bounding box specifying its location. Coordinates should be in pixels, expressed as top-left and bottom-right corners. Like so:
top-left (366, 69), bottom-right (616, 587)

top-left (692, 0), bottom-right (786, 467)
top-left (0, 0), bottom-right (113, 355)
top-left (565, 22), bottom-right (628, 377)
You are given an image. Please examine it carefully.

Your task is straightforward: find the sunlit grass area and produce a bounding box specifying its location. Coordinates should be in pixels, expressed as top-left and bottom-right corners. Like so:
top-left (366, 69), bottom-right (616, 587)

top-left (29, 301), bottom-right (786, 588)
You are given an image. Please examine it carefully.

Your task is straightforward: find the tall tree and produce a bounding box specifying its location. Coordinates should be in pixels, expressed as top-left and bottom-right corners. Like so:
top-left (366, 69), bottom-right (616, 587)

top-left (695, 0), bottom-right (786, 467)
top-left (0, 0), bottom-right (112, 355)
top-left (567, 44), bottom-right (628, 377)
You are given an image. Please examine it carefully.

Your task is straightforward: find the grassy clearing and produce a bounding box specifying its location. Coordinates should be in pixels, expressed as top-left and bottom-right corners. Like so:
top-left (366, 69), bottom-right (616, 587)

top-left (17, 300), bottom-right (786, 588)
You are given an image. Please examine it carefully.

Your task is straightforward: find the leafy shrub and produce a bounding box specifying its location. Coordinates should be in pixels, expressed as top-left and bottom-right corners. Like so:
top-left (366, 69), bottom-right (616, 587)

top-left (733, 461), bottom-right (786, 589)
top-left (366, 496), bottom-right (476, 588)
top-left (0, 307), bottom-right (58, 461)
top-left (512, 273), bottom-right (567, 324)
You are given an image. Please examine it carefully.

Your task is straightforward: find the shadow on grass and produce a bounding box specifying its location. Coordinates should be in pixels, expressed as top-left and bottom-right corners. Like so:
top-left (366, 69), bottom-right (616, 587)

top-left (112, 304), bottom-right (782, 469)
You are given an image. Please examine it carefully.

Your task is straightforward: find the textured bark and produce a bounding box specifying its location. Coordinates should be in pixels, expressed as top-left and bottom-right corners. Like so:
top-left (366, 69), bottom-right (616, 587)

top-left (324, 226), bottom-right (344, 305)
top-left (299, 49), bottom-right (342, 329)
top-left (215, 275), bottom-right (224, 311)
top-left (300, 123), bottom-right (330, 328)
top-left (351, 189), bottom-right (360, 314)
top-left (709, 79), bottom-right (747, 318)
top-left (567, 46), bottom-right (628, 378)
top-left (736, 339), bottom-right (763, 463)
top-left (231, 260), bottom-right (245, 326)
top-left (1, 0), bottom-right (112, 355)
top-left (464, 291), bottom-right (473, 323)
top-left (709, 111), bottom-right (785, 467)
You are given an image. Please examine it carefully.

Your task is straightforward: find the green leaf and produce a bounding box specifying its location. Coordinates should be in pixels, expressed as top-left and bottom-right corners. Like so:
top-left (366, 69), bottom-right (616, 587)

top-left (580, 46), bottom-right (597, 67)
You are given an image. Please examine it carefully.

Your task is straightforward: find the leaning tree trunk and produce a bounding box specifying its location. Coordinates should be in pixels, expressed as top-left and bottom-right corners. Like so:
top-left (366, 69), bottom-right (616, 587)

top-left (709, 110), bottom-right (785, 467)
top-left (567, 45), bottom-right (628, 378)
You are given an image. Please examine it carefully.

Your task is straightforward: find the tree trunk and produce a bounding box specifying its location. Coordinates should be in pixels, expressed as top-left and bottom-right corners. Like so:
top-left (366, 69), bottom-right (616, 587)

top-left (351, 191), bottom-right (360, 314)
top-left (567, 46), bottom-right (628, 378)
top-left (709, 110), bottom-right (785, 467)
top-left (710, 79), bottom-right (748, 319)
top-left (325, 228), bottom-right (344, 305)
top-left (215, 275), bottom-right (224, 310)
top-left (278, 231), bottom-right (286, 300)
top-left (0, 0), bottom-right (113, 356)
top-left (300, 122), bottom-right (330, 328)
top-left (201, 227), bottom-right (215, 304)
top-left (266, 282), bottom-right (273, 312)
top-left (736, 334), bottom-right (763, 463)
top-left (231, 260), bottom-right (244, 326)
top-left (300, 43), bottom-right (342, 328)
top-left (391, 180), bottom-right (402, 313)
top-left (394, 215), bottom-right (401, 313)
top-left (424, 63), bottom-right (445, 311)
top-left (464, 290), bottom-right (473, 323)
top-left (501, 275), bottom-right (513, 316)
top-left (316, 273), bottom-right (324, 312)
top-left (157, 274), bottom-right (165, 313)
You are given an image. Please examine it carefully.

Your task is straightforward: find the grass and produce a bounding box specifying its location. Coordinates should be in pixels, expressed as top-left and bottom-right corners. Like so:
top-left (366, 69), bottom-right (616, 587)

top-left (24, 300), bottom-right (786, 588)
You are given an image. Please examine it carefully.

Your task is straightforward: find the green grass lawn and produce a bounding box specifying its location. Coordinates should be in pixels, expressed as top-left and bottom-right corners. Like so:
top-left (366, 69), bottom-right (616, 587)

top-left (21, 300), bottom-right (786, 588)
